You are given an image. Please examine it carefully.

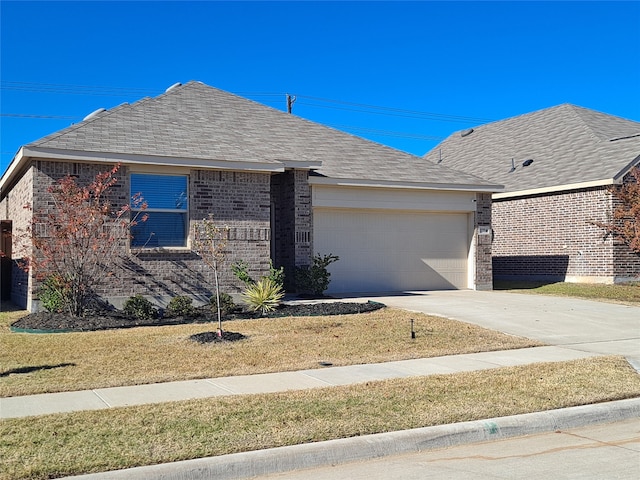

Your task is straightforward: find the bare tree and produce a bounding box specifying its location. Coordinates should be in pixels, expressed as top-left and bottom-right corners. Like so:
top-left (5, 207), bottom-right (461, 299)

top-left (192, 215), bottom-right (230, 333)
top-left (593, 166), bottom-right (640, 254)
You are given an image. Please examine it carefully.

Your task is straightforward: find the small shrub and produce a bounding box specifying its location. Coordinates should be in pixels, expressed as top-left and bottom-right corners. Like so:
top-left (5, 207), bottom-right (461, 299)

top-left (266, 261), bottom-right (285, 288)
top-left (233, 259), bottom-right (285, 288)
top-left (241, 278), bottom-right (285, 315)
top-left (209, 292), bottom-right (236, 315)
top-left (295, 253), bottom-right (339, 296)
top-left (231, 260), bottom-right (254, 287)
top-left (123, 294), bottom-right (157, 320)
top-left (166, 296), bottom-right (195, 317)
top-left (39, 275), bottom-right (70, 313)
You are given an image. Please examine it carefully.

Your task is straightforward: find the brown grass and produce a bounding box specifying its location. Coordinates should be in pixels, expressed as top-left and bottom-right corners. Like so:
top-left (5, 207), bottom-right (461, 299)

top-left (1, 308), bottom-right (541, 397)
top-left (2, 356), bottom-right (639, 480)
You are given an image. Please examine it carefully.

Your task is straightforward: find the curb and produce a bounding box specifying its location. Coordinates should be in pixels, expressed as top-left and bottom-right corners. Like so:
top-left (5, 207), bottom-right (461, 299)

top-left (65, 397), bottom-right (640, 480)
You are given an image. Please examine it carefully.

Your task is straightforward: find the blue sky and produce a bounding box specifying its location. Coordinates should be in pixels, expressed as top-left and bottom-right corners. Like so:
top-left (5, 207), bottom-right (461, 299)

top-left (1, 1), bottom-right (639, 176)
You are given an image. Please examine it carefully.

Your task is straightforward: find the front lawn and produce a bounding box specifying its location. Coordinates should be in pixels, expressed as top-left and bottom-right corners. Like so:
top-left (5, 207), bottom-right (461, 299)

top-left (1, 307), bottom-right (541, 397)
top-left (2, 356), bottom-right (639, 480)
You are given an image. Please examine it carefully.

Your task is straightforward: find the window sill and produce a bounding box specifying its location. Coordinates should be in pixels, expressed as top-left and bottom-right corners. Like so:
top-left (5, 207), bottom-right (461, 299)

top-left (130, 246), bottom-right (193, 255)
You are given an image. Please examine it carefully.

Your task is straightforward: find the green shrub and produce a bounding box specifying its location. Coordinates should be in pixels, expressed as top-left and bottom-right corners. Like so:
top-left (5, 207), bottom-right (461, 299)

top-left (233, 259), bottom-right (285, 288)
top-left (266, 261), bottom-right (285, 289)
top-left (231, 260), bottom-right (254, 287)
top-left (123, 294), bottom-right (157, 320)
top-left (166, 296), bottom-right (195, 317)
top-left (295, 253), bottom-right (339, 296)
top-left (39, 275), bottom-right (70, 313)
top-left (209, 292), bottom-right (236, 315)
top-left (241, 278), bottom-right (285, 315)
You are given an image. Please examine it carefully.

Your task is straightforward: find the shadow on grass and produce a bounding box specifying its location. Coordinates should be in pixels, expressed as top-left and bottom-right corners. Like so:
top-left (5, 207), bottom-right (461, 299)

top-left (493, 280), bottom-right (561, 291)
top-left (0, 363), bottom-right (76, 377)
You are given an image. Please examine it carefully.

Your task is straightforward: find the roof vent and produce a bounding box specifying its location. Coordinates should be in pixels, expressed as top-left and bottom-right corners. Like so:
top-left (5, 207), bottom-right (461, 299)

top-left (165, 82), bottom-right (182, 93)
top-left (522, 159), bottom-right (534, 167)
top-left (460, 128), bottom-right (474, 137)
top-left (83, 108), bottom-right (107, 121)
top-left (510, 158), bottom-right (516, 173)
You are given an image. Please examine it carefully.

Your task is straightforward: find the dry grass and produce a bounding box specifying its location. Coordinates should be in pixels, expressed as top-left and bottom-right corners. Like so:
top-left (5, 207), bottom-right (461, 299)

top-left (2, 356), bottom-right (639, 480)
top-left (0, 307), bottom-right (541, 397)
top-left (494, 280), bottom-right (640, 305)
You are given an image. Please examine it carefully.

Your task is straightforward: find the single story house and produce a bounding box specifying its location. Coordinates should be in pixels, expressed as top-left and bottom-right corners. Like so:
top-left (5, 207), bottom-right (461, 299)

top-left (0, 81), bottom-right (500, 311)
top-left (424, 104), bottom-right (640, 284)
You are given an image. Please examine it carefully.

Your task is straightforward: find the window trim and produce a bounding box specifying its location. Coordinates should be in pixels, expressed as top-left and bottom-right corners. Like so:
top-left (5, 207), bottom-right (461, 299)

top-left (130, 173), bottom-right (190, 251)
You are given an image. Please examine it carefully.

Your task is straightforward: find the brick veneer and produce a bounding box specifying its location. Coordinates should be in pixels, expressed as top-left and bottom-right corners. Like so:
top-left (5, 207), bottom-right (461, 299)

top-left (5, 160), bottom-right (275, 310)
top-left (0, 165), bottom-right (33, 308)
top-left (474, 192), bottom-right (493, 289)
top-left (492, 186), bottom-right (640, 283)
top-left (270, 170), bottom-right (312, 291)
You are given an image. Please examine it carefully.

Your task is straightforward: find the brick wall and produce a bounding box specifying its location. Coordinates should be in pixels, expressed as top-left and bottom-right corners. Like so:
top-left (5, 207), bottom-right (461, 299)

top-left (492, 186), bottom-right (639, 282)
top-left (19, 160), bottom-right (273, 310)
top-left (474, 192), bottom-right (493, 289)
top-left (1, 164), bottom-right (34, 309)
top-left (270, 170), bottom-right (312, 290)
top-left (612, 171), bottom-right (640, 281)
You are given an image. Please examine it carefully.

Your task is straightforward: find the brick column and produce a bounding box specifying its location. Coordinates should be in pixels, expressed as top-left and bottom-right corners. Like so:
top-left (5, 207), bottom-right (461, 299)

top-left (475, 192), bottom-right (493, 290)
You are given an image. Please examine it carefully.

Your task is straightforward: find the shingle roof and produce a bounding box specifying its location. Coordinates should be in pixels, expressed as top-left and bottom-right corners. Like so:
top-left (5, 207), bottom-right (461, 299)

top-left (24, 81), bottom-right (496, 189)
top-left (423, 104), bottom-right (640, 196)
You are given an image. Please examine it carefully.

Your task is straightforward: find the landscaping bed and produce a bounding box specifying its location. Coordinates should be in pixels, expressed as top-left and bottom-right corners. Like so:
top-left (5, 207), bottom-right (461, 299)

top-left (10, 300), bottom-right (385, 333)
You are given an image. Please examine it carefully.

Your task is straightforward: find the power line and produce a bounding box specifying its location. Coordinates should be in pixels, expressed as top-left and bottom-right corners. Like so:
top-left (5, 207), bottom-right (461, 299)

top-left (0, 81), bottom-right (154, 97)
top-left (1, 81), bottom-right (485, 146)
top-left (1, 80), bottom-right (492, 124)
top-left (326, 123), bottom-right (443, 141)
top-left (1, 113), bottom-right (78, 120)
top-left (295, 96), bottom-right (493, 124)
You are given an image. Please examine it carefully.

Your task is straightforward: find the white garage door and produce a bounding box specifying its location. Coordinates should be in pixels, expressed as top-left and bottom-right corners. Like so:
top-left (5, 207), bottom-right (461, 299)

top-left (314, 209), bottom-right (470, 293)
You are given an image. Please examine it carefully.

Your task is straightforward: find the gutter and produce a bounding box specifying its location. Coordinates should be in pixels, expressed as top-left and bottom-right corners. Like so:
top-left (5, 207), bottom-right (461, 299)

top-left (309, 176), bottom-right (504, 194)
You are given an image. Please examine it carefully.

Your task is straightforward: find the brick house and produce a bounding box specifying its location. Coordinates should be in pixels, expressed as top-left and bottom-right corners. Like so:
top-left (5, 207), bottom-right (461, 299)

top-left (0, 81), bottom-right (500, 311)
top-left (424, 104), bottom-right (640, 284)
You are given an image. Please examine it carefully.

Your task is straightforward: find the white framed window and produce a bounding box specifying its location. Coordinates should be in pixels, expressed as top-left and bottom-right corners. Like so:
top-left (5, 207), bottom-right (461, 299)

top-left (130, 173), bottom-right (188, 248)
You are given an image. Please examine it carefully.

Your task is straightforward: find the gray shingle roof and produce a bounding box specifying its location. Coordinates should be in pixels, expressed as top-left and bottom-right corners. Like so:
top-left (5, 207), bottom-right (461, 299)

top-left (423, 104), bottom-right (640, 196)
top-left (26, 81), bottom-right (496, 189)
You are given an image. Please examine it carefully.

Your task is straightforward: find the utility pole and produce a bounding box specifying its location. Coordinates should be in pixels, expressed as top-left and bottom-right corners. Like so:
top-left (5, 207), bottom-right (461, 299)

top-left (286, 94), bottom-right (296, 114)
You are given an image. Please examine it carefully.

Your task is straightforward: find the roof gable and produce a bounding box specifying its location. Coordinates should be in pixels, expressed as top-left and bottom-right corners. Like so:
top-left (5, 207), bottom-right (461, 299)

top-left (424, 103), bottom-right (640, 196)
top-left (16, 81), bottom-right (497, 191)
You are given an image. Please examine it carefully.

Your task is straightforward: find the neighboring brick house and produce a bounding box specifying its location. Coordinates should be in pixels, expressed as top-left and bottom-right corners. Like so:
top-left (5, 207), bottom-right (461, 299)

top-left (424, 104), bottom-right (640, 284)
top-left (0, 81), bottom-right (500, 312)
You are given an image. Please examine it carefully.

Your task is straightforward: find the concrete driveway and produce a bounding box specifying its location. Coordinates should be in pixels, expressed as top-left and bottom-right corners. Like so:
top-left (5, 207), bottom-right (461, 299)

top-left (348, 290), bottom-right (640, 360)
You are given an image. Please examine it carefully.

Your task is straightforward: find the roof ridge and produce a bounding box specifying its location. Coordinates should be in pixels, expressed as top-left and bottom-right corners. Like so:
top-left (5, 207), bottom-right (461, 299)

top-left (566, 104), bottom-right (640, 142)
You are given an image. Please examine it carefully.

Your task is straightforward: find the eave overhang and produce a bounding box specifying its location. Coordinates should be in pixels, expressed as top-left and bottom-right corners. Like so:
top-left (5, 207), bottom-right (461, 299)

top-left (309, 175), bottom-right (503, 193)
top-left (493, 155), bottom-right (640, 200)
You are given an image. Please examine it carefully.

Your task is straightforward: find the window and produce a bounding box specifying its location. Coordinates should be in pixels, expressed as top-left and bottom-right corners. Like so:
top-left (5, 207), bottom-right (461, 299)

top-left (130, 174), bottom-right (188, 248)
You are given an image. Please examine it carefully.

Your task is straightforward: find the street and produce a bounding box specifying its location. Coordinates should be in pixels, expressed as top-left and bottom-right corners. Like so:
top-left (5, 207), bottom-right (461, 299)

top-left (259, 418), bottom-right (640, 479)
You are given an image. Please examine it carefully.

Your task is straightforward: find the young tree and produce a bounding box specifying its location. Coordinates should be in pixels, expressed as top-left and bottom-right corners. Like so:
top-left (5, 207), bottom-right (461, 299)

top-left (593, 166), bottom-right (640, 254)
top-left (192, 215), bottom-right (230, 334)
top-left (21, 164), bottom-right (147, 316)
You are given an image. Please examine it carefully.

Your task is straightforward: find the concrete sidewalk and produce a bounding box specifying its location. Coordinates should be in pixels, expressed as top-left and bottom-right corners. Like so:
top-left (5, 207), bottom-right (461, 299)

top-left (0, 345), bottom-right (602, 419)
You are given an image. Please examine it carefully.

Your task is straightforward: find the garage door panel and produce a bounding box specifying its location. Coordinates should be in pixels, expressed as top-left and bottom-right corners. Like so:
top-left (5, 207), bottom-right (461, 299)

top-left (314, 209), bottom-right (469, 293)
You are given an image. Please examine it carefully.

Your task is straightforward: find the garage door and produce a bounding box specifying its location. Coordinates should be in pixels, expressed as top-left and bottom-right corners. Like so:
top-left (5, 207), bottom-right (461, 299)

top-left (313, 209), bottom-right (470, 293)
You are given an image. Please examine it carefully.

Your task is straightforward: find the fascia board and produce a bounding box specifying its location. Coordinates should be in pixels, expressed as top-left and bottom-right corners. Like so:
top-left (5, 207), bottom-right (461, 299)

top-left (493, 179), bottom-right (615, 199)
top-left (308, 176), bottom-right (503, 193)
top-left (0, 148), bottom-right (26, 194)
top-left (20, 147), bottom-right (286, 173)
top-left (612, 155), bottom-right (640, 182)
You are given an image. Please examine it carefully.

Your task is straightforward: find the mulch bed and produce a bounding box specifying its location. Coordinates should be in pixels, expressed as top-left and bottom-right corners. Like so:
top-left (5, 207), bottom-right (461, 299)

top-left (10, 300), bottom-right (386, 333)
